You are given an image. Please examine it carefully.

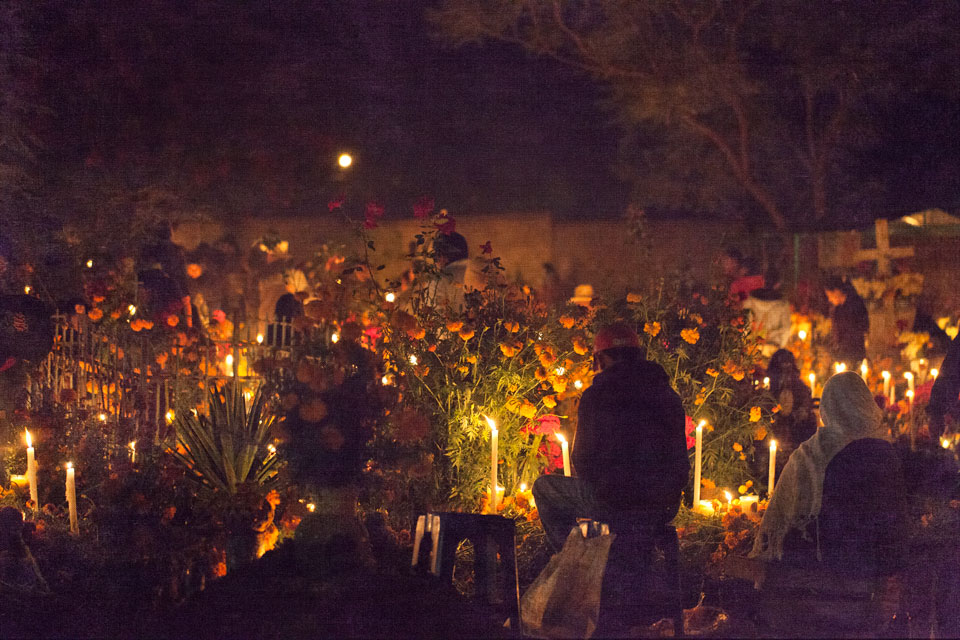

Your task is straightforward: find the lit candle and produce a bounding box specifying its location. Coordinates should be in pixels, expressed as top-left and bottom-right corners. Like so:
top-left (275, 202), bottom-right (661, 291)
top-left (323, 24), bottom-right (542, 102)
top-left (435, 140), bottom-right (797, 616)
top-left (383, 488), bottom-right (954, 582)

top-left (904, 372), bottom-right (915, 394)
top-left (882, 371), bottom-right (891, 398)
top-left (693, 420), bottom-right (705, 509)
top-left (762, 377), bottom-right (770, 390)
top-left (225, 353), bottom-right (234, 376)
top-left (485, 416), bottom-right (498, 513)
top-left (557, 433), bottom-right (571, 477)
top-left (768, 440), bottom-right (777, 495)
top-left (697, 500), bottom-right (716, 516)
top-left (834, 362), bottom-right (846, 374)
top-left (808, 372), bottom-right (816, 394)
top-left (65, 462), bottom-right (78, 534)
top-left (724, 490), bottom-right (733, 507)
top-left (889, 384), bottom-right (896, 405)
top-left (931, 368), bottom-right (939, 381)
top-left (129, 441), bottom-right (137, 464)
top-left (906, 389), bottom-right (914, 412)
top-left (942, 438), bottom-right (951, 450)
top-left (25, 430), bottom-right (38, 510)
top-left (798, 330), bottom-right (807, 341)
top-left (739, 495), bottom-right (760, 510)
top-left (860, 361), bottom-right (868, 381)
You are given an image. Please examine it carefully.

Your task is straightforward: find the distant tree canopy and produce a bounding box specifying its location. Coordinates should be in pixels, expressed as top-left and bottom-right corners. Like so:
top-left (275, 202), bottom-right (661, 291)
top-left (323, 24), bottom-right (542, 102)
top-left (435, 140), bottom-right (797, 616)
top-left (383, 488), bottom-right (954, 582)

top-left (433, 0), bottom-right (960, 231)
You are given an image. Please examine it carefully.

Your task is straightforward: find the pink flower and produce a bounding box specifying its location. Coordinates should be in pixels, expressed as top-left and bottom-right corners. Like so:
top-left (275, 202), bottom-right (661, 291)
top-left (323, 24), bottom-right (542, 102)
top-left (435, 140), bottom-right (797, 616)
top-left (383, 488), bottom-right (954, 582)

top-left (523, 414), bottom-right (562, 435)
top-left (479, 241), bottom-right (493, 255)
top-left (364, 201), bottom-right (385, 229)
top-left (435, 214), bottom-right (456, 235)
top-left (328, 193), bottom-right (344, 212)
top-left (413, 196), bottom-right (434, 219)
top-left (685, 415), bottom-right (696, 450)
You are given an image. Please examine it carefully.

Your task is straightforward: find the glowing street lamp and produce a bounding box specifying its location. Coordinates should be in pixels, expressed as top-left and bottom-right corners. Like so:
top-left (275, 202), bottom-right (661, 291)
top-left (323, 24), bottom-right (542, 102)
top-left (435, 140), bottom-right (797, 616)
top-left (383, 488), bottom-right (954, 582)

top-left (337, 153), bottom-right (353, 168)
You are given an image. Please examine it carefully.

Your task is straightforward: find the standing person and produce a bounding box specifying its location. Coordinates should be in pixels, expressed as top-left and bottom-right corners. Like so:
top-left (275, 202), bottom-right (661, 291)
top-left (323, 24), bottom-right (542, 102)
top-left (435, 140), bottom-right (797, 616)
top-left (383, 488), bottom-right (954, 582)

top-left (721, 248), bottom-right (765, 303)
top-left (430, 231), bottom-right (482, 309)
top-left (743, 269), bottom-right (792, 358)
top-left (928, 334), bottom-right (960, 438)
top-left (823, 276), bottom-right (869, 369)
top-left (532, 322), bottom-right (688, 551)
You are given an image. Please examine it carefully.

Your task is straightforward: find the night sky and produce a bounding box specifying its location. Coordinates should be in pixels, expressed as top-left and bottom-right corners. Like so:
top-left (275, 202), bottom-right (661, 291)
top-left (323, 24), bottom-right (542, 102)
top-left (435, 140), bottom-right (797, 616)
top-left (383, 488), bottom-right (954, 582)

top-left (13, 0), bottom-right (960, 229)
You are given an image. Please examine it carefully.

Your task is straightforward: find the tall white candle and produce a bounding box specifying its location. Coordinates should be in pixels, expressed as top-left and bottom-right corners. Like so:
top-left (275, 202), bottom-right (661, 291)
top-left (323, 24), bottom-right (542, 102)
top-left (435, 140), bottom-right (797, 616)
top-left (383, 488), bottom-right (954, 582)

top-left (693, 420), bottom-right (704, 509)
top-left (768, 440), bottom-right (777, 495)
top-left (808, 372), bottom-right (816, 394)
top-left (485, 416), bottom-right (498, 513)
top-left (906, 389), bottom-right (914, 412)
top-left (66, 462), bottom-right (78, 534)
top-left (25, 430), bottom-right (38, 510)
top-left (904, 372), bottom-right (915, 394)
top-left (129, 441), bottom-right (137, 464)
top-left (860, 361), bottom-right (869, 381)
top-left (882, 371), bottom-right (891, 398)
top-left (889, 384), bottom-right (896, 405)
top-left (557, 433), bottom-right (571, 477)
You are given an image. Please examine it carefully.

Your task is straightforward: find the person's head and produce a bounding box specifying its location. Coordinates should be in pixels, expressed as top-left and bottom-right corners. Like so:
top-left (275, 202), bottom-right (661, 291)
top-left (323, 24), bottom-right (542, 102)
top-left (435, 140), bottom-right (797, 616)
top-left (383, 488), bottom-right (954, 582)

top-left (823, 275), bottom-right (848, 307)
top-left (593, 322), bottom-right (642, 371)
top-left (768, 349), bottom-right (798, 377)
top-left (720, 247), bottom-right (744, 278)
top-left (433, 232), bottom-right (468, 267)
top-left (820, 371), bottom-right (884, 438)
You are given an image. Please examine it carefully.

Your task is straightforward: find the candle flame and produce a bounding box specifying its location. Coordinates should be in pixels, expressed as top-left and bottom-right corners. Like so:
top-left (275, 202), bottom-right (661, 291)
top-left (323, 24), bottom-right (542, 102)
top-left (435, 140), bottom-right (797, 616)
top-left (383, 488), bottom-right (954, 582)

top-left (770, 439), bottom-right (777, 452)
top-left (385, 292), bottom-right (396, 303)
top-left (25, 429), bottom-right (32, 448)
top-left (98, 412), bottom-right (107, 422)
top-left (484, 415), bottom-right (497, 431)
top-left (882, 370), bottom-right (891, 380)
top-left (306, 503), bottom-right (316, 512)
top-left (381, 375), bottom-right (390, 385)
top-left (128, 304), bottom-right (137, 316)
top-left (24, 285), bottom-right (31, 294)
top-left (267, 444), bottom-right (276, 454)
top-left (331, 333), bottom-right (340, 343)
top-left (225, 354), bottom-right (234, 367)
top-left (165, 409), bottom-right (176, 424)
top-left (904, 371), bottom-right (914, 381)
top-left (942, 438), bottom-right (951, 449)
top-left (860, 362), bottom-right (868, 377)
top-left (762, 376), bottom-right (770, 389)
top-left (574, 379), bottom-right (583, 389)
top-left (906, 389), bottom-right (914, 399)
top-left (931, 368), bottom-right (939, 379)
top-left (797, 330), bottom-right (807, 340)
top-left (808, 373), bottom-right (816, 385)
top-left (519, 483), bottom-right (527, 492)
top-left (556, 433), bottom-right (566, 444)
top-left (66, 461), bottom-right (73, 470)
top-left (834, 362), bottom-right (846, 373)
top-left (555, 366), bottom-right (565, 376)
top-left (86, 259), bottom-right (93, 268)
top-left (408, 354), bottom-right (417, 365)
top-left (724, 490), bottom-right (733, 503)
top-left (697, 419), bottom-right (706, 431)
top-left (129, 441), bottom-right (136, 450)
top-left (256, 333), bottom-right (264, 344)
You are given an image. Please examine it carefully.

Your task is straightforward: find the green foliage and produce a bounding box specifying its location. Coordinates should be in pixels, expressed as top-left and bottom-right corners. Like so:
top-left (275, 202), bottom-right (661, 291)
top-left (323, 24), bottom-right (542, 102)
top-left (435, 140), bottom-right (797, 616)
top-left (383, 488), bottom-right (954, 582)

top-left (169, 382), bottom-right (280, 494)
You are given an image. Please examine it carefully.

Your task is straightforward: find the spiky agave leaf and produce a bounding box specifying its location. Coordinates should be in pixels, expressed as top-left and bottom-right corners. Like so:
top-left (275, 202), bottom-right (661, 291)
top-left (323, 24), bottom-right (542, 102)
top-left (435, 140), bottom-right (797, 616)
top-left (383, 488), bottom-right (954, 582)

top-left (170, 381), bottom-right (281, 494)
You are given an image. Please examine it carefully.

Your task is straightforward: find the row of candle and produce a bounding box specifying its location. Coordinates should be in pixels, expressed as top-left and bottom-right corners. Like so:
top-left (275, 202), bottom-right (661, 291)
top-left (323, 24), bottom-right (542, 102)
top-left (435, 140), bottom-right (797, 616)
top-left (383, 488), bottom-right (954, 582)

top-left (693, 420), bottom-right (776, 514)
top-left (19, 430), bottom-right (80, 534)
top-left (486, 416), bottom-right (570, 514)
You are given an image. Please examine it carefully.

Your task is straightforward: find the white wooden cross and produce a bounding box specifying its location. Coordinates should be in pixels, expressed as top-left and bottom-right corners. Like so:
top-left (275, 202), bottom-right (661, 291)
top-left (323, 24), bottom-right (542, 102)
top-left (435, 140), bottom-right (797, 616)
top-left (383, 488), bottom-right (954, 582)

top-left (853, 218), bottom-right (914, 277)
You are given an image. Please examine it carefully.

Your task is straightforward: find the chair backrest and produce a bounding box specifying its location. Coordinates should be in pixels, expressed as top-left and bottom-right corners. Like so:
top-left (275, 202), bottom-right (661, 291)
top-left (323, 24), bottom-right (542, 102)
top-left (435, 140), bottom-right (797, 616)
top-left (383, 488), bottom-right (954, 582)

top-left (819, 438), bottom-right (907, 576)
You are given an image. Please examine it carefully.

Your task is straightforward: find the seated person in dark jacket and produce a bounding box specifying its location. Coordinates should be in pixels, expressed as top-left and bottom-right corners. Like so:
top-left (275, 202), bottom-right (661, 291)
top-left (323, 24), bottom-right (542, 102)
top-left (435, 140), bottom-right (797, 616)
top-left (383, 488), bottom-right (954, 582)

top-left (767, 349), bottom-right (818, 466)
top-left (751, 372), bottom-right (906, 577)
top-left (532, 322), bottom-right (689, 551)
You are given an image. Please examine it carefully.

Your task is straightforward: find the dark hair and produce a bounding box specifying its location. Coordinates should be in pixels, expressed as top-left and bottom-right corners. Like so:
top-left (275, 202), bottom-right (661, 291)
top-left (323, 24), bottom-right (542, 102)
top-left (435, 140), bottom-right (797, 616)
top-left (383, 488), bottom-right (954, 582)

top-left (274, 293), bottom-right (303, 321)
top-left (434, 232), bottom-right (468, 263)
top-left (723, 247), bottom-right (743, 263)
top-left (595, 346), bottom-right (643, 368)
top-left (823, 275), bottom-right (846, 292)
top-left (767, 348), bottom-right (799, 394)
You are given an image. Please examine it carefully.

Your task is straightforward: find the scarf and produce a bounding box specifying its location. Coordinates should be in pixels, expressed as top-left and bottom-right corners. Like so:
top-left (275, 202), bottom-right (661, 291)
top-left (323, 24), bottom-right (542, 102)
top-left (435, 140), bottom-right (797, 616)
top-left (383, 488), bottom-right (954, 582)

top-left (750, 371), bottom-right (886, 562)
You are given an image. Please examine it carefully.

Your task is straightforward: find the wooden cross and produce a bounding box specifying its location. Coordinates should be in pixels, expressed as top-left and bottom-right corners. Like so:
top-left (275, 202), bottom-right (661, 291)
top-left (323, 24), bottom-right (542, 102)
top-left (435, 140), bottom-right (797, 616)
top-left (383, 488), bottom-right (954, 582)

top-left (853, 218), bottom-right (914, 277)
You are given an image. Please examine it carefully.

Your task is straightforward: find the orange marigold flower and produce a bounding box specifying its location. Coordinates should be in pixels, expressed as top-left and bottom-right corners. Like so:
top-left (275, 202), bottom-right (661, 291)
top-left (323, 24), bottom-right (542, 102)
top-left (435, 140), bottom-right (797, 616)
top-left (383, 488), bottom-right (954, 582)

top-left (572, 335), bottom-right (589, 355)
top-left (749, 406), bottom-right (762, 422)
top-left (166, 315), bottom-right (179, 327)
top-left (466, 354), bottom-right (477, 363)
top-left (644, 322), bottom-right (661, 337)
top-left (458, 328), bottom-right (475, 341)
top-left (681, 327), bottom-right (700, 344)
top-left (500, 343), bottom-right (519, 357)
top-left (142, 320), bottom-right (154, 330)
top-left (446, 321), bottom-right (464, 333)
top-left (701, 478), bottom-right (716, 490)
top-left (504, 320), bottom-right (520, 333)
top-left (626, 292), bottom-right (642, 303)
top-left (92, 295), bottom-right (105, 303)
top-left (130, 318), bottom-right (143, 332)
top-left (408, 327), bottom-right (426, 340)
top-left (539, 351), bottom-right (557, 368)
top-left (535, 367), bottom-right (548, 382)
top-left (186, 263), bottom-right (203, 279)
top-left (542, 395), bottom-right (557, 408)
top-left (519, 400), bottom-right (537, 419)
top-left (552, 379), bottom-right (567, 394)
top-left (732, 442), bottom-right (743, 452)
top-left (558, 316), bottom-right (575, 329)
top-left (705, 368), bottom-right (719, 377)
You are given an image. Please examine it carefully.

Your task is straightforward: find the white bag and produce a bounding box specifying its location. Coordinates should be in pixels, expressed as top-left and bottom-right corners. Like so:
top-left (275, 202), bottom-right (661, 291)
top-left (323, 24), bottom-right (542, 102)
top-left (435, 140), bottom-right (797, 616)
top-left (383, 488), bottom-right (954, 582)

top-left (520, 526), bottom-right (615, 639)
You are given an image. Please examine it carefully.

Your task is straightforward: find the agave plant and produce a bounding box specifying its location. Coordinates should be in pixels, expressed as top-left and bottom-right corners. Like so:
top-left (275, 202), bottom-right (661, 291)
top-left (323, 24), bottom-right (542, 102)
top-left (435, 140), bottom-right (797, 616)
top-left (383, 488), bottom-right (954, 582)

top-left (170, 381), bottom-right (281, 493)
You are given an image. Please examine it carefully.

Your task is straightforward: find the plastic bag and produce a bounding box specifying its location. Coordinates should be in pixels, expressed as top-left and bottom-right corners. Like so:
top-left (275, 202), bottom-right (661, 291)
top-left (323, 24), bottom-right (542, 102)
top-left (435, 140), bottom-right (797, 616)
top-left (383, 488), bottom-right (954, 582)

top-left (521, 525), bottom-right (615, 639)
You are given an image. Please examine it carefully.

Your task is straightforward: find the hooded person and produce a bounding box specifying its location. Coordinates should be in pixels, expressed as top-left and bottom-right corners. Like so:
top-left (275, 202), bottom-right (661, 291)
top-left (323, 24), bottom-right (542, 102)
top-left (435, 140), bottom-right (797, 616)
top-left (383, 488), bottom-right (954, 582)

top-left (751, 372), bottom-right (905, 572)
top-left (532, 322), bottom-right (688, 551)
